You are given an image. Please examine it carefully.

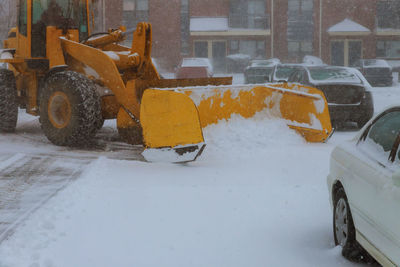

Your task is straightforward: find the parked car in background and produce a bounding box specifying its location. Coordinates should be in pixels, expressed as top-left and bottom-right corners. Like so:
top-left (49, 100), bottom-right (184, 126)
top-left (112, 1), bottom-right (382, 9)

top-left (287, 66), bottom-right (374, 128)
top-left (327, 106), bottom-right (400, 265)
top-left (244, 59), bottom-right (325, 84)
top-left (352, 59), bottom-right (393, 87)
top-left (244, 58), bottom-right (280, 84)
top-left (175, 57), bottom-right (213, 79)
top-left (272, 64), bottom-right (307, 82)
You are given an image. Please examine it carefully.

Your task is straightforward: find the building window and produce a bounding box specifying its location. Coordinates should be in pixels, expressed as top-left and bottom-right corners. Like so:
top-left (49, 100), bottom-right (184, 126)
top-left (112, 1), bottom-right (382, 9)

top-left (288, 0), bottom-right (313, 15)
top-left (123, 0), bottom-right (149, 30)
top-left (287, 0), bottom-right (314, 61)
top-left (377, 1), bottom-right (400, 29)
top-left (288, 41), bottom-right (312, 60)
top-left (377, 40), bottom-right (400, 58)
top-left (229, 0), bottom-right (269, 29)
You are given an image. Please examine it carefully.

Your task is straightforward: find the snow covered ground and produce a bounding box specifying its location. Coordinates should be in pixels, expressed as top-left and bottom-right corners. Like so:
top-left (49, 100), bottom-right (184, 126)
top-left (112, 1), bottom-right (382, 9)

top-left (0, 77), bottom-right (399, 267)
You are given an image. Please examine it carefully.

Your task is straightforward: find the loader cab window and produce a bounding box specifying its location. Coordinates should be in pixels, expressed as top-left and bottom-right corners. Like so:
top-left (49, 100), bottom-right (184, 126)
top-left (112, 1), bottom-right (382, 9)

top-left (18, 0), bottom-right (28, 36)
top-left (32, 0), bottom-right (88, 39)
top-left (31, 0), bottom-right (88, 57)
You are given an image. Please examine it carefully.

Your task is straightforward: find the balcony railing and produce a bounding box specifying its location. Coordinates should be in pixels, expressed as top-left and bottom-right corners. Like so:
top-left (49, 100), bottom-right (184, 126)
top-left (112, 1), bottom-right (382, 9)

top-left (228, 13), bottom-right (270, 30)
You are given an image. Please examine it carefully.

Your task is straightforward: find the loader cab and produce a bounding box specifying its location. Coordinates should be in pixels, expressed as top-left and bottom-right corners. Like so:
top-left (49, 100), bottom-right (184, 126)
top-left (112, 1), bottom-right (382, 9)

top-left (17, 0), bottom-right (91, 60)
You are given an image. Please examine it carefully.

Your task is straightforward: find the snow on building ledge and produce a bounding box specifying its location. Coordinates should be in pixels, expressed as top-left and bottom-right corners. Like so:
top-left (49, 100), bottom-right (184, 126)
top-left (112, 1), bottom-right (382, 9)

top-left (376, 28), bottom-right (400, 36)
top-left (327, 18), bottom-right (371, 36)
top-left (190, 17), bottom-right (270, 37)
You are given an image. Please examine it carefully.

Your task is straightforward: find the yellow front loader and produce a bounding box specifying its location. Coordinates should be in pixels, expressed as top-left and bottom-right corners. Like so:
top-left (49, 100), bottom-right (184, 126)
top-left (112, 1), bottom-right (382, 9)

top-left (0, 0), bottom-right (332, 163)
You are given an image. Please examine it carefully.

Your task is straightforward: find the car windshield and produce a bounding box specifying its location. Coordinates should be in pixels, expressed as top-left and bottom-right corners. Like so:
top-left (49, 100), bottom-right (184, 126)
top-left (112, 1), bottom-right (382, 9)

top-left (309, 68), bottom-right (362, 84)
top-left (274, 66), bottom-right (301, 80)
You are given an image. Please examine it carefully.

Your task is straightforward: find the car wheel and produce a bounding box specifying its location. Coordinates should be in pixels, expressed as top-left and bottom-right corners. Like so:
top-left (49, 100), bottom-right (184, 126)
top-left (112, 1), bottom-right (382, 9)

top-left (334, 188), bottom-right (355, 248)
top-left (333, 187), bottom-right (375, 263)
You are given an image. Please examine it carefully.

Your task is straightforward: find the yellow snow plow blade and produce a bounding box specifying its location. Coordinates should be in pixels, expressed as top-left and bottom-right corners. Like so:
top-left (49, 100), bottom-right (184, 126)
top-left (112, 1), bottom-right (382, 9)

top-left (140, 89), bottom-right (206, 163)
top-left (176, 82), bottom-right (332, 143)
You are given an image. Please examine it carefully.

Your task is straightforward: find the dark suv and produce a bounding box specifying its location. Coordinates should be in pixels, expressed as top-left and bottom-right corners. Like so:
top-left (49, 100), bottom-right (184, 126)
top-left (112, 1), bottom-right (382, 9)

top-left (288, 66), bottom-right (374, 128)
top-left (352, 59), bottom-right (393, 87)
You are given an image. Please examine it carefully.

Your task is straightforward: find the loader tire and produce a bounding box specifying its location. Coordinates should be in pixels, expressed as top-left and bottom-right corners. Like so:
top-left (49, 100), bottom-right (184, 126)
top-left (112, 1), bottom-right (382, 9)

top-left (95, 117), bottom-right (105, 130)
top-left (40, 71), bottom-right (102, 147)
top-left (0, 69), bottom-right (18, 132)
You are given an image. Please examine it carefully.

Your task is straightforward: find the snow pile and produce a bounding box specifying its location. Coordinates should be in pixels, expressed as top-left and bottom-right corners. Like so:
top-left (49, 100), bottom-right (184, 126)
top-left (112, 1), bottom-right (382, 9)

top-left (201, 113), bottom-right (304, 162)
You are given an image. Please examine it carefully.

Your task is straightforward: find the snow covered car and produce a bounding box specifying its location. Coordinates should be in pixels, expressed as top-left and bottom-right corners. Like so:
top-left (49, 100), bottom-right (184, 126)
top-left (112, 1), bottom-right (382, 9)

top-left (327, 106), bottom-right (400, 265)
top-left (244, 58), bottom-right (280, 84)
top-left (176, 57), bottom-right (213, 79)
top-left (352, 59), bottom-right (393, 87)
top-left (287, 66), bottom-right (374, 128)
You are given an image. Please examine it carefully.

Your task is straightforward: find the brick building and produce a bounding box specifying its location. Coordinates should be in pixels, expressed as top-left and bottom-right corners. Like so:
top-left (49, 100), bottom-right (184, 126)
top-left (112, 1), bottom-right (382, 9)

top-left (101, 0), bottom-right (400, 72)
top-left (2, 0), bottom-right (399, 71)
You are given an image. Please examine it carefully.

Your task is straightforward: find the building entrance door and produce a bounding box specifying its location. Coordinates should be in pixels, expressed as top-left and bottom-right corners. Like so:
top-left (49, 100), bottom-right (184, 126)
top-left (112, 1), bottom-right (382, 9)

top-left (330, 39), bottom-right (362, 66)
top-left (194, 41), bottom-right (208, 58)
top-left (212, 41), bottom-right (226, 73)
top-left (194, 40), bottom-right (227, 73)
top-left (348, 40), bottom-right (362, 66)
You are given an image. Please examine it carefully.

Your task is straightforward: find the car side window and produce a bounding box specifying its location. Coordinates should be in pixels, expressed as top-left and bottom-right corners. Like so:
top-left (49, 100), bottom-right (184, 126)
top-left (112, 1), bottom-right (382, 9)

top-left (359, 111), bottom-right (400, 163)
top-left (289, 70), bottom-right (302, 83)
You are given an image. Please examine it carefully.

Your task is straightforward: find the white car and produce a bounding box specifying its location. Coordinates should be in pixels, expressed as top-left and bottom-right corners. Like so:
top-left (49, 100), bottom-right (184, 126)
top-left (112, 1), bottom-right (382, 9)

top-left (327, 106), bottom-right (400, 266)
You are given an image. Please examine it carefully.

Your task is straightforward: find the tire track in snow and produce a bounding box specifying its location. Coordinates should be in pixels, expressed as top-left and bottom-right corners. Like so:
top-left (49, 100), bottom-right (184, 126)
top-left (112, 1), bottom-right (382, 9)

top-left (0, 154), bottom-right (91, 244)
top-left (0, 115), bottom-right (146, 243)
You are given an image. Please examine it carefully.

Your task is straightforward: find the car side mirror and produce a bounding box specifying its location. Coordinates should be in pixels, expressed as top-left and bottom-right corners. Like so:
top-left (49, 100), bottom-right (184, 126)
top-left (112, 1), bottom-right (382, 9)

top-left (392, 170), bottom-right (400, 187)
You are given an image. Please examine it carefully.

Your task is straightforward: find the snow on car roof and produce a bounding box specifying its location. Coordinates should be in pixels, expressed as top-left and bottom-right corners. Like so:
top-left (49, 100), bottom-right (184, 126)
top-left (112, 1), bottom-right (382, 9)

top-left (181, 57), bottom-right (213, 73)
top-left (302, 55), bottom-right (325, 66)
top-left (250, 58), bottom-right (280, 67)
top-left (181, 58), bottom-right (211, 67)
